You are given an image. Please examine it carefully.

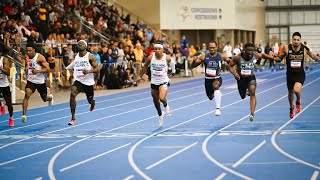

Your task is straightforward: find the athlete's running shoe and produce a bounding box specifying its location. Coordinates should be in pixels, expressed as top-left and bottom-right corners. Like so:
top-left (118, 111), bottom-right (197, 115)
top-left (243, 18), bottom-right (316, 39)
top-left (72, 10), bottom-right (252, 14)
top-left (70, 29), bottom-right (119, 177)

top-left (296, 101), bottom-right (301, 113)
top-left (48, 94), bottom-right (54, 106)
top-left (166, 104), bottom-right (172, 116)
top-left (20, 115), bottom-right (27, 123)
top-left (249, 114), bottom-right (254, 122)
top-left (68, 119), bottom-right (76, 125)
top-left (159, 111), bottom-right (164, 126)
top-left (290, 106), bottom-right (295, 119)
top-left (8, 117), bottom-right (14, 127)
top-left (89, 100), bottom-right (95, 111)
top-left (1, 100), bottom-right (5, 115)
top-left (215, 108), bottom-right (221, 116)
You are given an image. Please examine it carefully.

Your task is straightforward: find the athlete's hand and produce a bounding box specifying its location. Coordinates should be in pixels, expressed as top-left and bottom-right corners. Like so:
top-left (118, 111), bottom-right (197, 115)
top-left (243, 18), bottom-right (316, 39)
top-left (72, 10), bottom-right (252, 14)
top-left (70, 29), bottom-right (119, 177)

top-left (234, 73), bottom-right (240, 80)
top-left (31, 69), bottom-right (37, 74)
top-left (82, 70), bottom-right (90, 75)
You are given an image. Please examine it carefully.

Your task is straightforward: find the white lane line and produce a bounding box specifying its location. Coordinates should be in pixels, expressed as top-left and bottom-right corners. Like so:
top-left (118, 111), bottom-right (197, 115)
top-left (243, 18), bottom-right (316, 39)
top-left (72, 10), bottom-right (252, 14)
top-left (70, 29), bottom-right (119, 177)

top-left (1, 88), bottom-right (208, 150)
top-left (215, 173), bottom-right (226, 180)
top-left (145, 142), bottom-right (198, 170)
top-left (215, 140), bottom-right (266, 179)
top-left (232, 140), bottom-right (266, 168)
top-left (203, 77), bottom-right (320, 180)
top-left (60, 143), bottom-right (131, 172)
top-left (144, 146), bottom-right (187, 149)
top-left (271, 95), bottom-right (320, 170)
top-left (128, 79), bottom-right (288, 180)
top-left (0, 144), bottom-right (65, 166)
top-left (311, 171), bottom-right (319, 180)
top-left (0, 81), bottom-right (205, 131)
top-left (0, 71), bottom-right (280, 126)
top-left (223, 161), bottom-right (297, 166)
top-left (123, 175), bottom-right (134, 180)
top-left (34, 177), bottom-right (42, 180)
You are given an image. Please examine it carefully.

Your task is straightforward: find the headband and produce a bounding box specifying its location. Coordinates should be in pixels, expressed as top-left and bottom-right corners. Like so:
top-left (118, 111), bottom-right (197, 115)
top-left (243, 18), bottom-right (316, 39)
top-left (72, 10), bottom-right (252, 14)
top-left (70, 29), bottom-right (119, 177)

top-left (154, 44), bottom-right (163, 49)
top-left (78, 40), bottom-right (88, 46)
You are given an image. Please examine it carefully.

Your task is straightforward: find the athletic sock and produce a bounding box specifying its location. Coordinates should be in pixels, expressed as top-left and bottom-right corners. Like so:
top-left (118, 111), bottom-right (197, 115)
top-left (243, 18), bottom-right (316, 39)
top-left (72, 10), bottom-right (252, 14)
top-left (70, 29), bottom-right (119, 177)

top-left (214, 90), bottom-right (222, 109)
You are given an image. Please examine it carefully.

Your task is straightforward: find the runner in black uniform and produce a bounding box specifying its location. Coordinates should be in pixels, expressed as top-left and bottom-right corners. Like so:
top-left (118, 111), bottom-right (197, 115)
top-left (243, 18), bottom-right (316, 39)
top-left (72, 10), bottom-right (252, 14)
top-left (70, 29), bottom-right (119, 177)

top-left (275, 32), bottom-right (320, 119)
top-left (229, 43), bottom-right (275, 121)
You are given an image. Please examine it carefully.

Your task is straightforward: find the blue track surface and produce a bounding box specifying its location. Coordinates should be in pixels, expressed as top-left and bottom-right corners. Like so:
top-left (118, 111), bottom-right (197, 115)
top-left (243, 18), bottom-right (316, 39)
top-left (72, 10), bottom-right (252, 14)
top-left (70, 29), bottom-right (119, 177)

top-left (0, 65), bottom-right (320, 180)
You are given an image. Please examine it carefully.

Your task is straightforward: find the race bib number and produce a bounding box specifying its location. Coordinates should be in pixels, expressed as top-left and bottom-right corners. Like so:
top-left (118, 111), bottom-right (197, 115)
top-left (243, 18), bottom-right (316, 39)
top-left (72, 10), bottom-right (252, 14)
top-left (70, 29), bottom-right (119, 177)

top-left (75, 69), bottom-right (85, 77)
top-left (0, 73), bottom-right (3, 80)
top-left (241, 69), bottom-right (252, 76)
top-left (290, 61), bottom-right (301, 68)
top-left (153, 70), bottom-right (163, 76)
top-left (206, 69), bottom-right (216, 76)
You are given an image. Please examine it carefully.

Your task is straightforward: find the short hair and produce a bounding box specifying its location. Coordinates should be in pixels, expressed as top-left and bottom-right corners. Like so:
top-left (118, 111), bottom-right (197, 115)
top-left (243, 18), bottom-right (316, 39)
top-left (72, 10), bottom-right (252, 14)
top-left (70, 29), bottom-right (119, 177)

top-left (26, 42), bottom-right (37, 50)
top-left (244, 43), bottom-right (254, 49)
top-left (292, 32), bottom-right (301, 38)
top-left (209, 41), bottom-right (218, 46)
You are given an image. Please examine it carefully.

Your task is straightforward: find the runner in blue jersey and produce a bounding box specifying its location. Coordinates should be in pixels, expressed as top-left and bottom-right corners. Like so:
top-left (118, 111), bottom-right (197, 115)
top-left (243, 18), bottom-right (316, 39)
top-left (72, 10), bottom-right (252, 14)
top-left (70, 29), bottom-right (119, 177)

top-left (192, 40), bottom-right (230, 116)
top-left (228, 43), bottom-right (274, 121)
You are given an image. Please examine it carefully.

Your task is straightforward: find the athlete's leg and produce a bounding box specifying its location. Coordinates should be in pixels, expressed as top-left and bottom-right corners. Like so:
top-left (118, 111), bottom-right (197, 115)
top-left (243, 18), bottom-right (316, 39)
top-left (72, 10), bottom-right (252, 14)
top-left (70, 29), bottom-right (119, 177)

top-left (22, 88), bottom-right (34, 116)
top-left (151, 88), bottom-right (162, 116)
top-left (237, 79), bottom-right (247, 99)
top-left (248, 83), bottom-right (257, 116)
top-left (213, 78), bottom-right (222, 110)
top-left (159, 83), bottom-right (172, 116)
top-left (3, 90), bottom-right (13, 118)
top-left (70, 85), bottom-right (80, 120)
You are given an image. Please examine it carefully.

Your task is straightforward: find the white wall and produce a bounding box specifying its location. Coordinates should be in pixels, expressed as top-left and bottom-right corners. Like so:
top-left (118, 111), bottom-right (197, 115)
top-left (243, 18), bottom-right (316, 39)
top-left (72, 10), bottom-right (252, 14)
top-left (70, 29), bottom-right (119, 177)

top-left (160, 0), bottom-right (236, 30)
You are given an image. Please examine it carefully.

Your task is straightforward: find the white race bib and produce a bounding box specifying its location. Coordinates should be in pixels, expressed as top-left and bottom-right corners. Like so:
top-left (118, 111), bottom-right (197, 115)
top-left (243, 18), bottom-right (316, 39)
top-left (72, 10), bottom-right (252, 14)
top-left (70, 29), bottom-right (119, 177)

top-left (290, 61), bottom-right (301, 68)
top-left (241, 69), bottom-right (252, 76)
top-left (206, 69), bottom-right (216, 76)
top-left (153, 70), bottom-right (163, 76)
top-left (75, 69), bottom-right (85, 78)
top-left (0, 73), bottom-right (3, 80)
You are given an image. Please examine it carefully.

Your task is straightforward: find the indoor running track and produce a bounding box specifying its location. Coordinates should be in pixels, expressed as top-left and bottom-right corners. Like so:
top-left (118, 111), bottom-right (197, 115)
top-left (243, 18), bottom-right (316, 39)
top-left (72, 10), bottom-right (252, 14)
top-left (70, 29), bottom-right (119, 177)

top-left (0, 65), bottom-right (320, 180)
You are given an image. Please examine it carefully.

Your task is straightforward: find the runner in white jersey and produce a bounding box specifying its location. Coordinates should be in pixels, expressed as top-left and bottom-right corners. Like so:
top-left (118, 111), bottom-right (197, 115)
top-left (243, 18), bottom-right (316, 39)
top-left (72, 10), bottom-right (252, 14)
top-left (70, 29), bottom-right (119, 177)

top-left (66, 39), bottom-right (100, 125)
top-left (0, 53), bottom-right (14, 127)
top-left (21, 43), bottom-right (53, 123)
top-left (138, 43), bottom-right (172, 126)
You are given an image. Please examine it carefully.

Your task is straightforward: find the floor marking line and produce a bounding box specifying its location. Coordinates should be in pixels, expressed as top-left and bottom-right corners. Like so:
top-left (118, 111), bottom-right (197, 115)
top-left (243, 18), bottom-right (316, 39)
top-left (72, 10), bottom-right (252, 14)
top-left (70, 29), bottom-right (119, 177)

top-left (60, 143), bottom-right (131, 172)
top-left (0, 144), bottom-right (65, 166)
top-left (232, 140), bottom-right (266, 168)
top-left (145, 142), bottom-right (198, 170)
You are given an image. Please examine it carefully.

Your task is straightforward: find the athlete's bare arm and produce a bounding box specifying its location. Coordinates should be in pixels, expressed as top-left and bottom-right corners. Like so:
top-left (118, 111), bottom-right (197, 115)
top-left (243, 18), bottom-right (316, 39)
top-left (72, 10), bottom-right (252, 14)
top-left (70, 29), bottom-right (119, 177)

top-left (191, 53), bottom-right (205, 68)
top-left (305, 47), bottom-right (320, 62)
top-left (221, 53), bottom-right (231, 64)
top-left (84, 54), bottom-right (99, 74)
top-left (255, 52), bottom-right (274, 60)
top-left (139, 54), bottom-right (152, 79)
top-left (228, 54), bottom-right (241, 80)
top-left (274, 45), bottom-right (288, 62)
top-left (0, 57), bottom-right (10, 75)
top-left (33, 54), bottom-right (50, 74)
top-left (166, 54), bottom-right (172, 64)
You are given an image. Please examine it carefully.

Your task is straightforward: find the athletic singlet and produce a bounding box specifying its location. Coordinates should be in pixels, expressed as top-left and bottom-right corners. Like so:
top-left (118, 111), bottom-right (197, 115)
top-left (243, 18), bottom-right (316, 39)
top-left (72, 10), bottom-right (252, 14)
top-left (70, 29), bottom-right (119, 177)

top-left (286, 44), bottom-right (305, 73)
top-left (150, 53), bottom-right (169, 85)
top-left (73, 52), bottom-right (95, 86)
top-left (204, 53), bottom-right (222, 79)
top-left (237, 54), bottom-right (257, 77)
top-left (0, 56), bottom-right (9, 87)
top-left (27, 53), bottom-right (46, 84)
